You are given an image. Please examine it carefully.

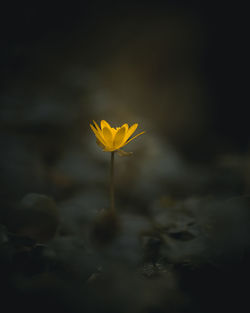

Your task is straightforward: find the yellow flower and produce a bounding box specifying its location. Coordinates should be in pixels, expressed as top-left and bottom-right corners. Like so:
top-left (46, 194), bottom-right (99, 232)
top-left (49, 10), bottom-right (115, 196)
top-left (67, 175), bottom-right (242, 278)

top-left (90, 120), bottom-right (145, 152)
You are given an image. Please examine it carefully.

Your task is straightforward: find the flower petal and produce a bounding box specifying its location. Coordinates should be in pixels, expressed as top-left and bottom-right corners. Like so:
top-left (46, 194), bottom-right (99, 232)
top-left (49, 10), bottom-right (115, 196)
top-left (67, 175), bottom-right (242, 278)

top-left (113, 126), bottom-right (126, 149)
top-left (103, 126), bottom-right (113, 146)
top-left (110, 127), bottom-right (117, 137)
top-left (92, 120), bottom-right (101, 131)
top-left (101, 120), bottom-right (112, 130)
top-left (120, 123), bottom-right (129, 133)
top-left (124, 123), bottom-right (138, 142)
top-left (93, 120), bottom-right (105, 141)
top-left (125, 131), bottom-right (145, 145)
top-left (91, 120), bottom-right (144, 152)
top-left (90, 124), bottom-right (106, 146)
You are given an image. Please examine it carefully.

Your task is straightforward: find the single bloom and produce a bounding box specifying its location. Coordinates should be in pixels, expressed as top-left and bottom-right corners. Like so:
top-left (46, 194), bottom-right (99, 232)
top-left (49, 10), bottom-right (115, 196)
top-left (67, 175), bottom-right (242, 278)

top-left (90, 120), bottom-right (145, 152)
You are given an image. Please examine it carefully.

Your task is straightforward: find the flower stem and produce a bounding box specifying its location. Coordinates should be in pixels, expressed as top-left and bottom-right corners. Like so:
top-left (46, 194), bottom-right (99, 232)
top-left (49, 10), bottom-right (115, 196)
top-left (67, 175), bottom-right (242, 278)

top-left (110, 151), bottom-right (115, 212)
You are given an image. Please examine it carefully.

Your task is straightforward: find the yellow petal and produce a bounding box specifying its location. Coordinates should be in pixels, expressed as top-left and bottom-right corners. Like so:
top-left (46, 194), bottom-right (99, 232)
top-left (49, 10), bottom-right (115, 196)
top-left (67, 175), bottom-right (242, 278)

top-left (124, 123), bottom-right (138, 142)
top-left (103, 126), bottom-right (113, 146)
top-left (125, 131), bottom-right (145, 145)
top-left (104, 146), bottom-right (114, 151)
top-left (92, 120), bottom-right (100, 131)
top-left (92, 120), bottom-right (105, 142)
top-left (110, 127), bottom-right (117, 137)
top-left (113, 126), bottom-right (126, 149)
top-left (120, 123), bottom-right (129, 133)
top-left (90, 124), bottom-right (106, 146)
top-left (101, 120), bottom-right (112, 130)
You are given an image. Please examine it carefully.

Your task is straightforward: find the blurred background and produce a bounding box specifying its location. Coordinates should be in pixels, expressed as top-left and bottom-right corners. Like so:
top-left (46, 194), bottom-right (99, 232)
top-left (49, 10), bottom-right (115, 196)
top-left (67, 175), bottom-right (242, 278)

top-left (0, 1), bottom-right (249, 313)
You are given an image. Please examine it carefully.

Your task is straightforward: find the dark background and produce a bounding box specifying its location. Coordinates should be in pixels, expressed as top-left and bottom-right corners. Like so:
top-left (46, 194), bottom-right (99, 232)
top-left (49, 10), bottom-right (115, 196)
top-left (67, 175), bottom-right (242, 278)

top-left (0, 1), bottom-right (249, 313)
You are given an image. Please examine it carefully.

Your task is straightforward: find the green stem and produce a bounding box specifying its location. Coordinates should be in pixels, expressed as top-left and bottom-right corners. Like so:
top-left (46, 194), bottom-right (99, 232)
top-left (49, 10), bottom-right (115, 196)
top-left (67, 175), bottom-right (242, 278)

top-left (110, 151), bottom-right (115, 212)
